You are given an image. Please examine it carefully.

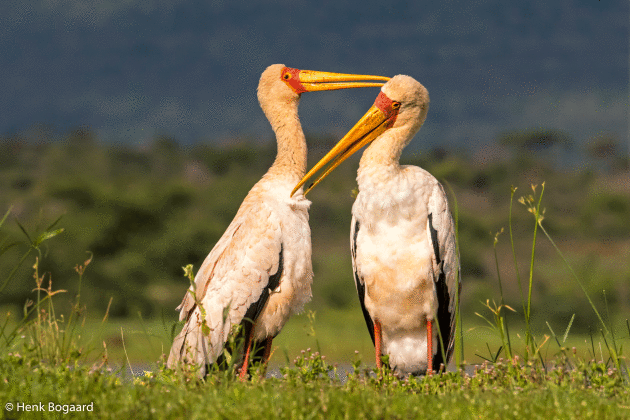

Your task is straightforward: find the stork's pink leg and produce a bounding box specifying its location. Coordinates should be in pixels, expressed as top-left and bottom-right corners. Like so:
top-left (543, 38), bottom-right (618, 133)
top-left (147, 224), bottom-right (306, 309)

top-left (374, 320), bottom-right (382, 370)
top-left (239, 333), bottom-right (254, 381)
top-left (427, 318), bottom-right (433, 376)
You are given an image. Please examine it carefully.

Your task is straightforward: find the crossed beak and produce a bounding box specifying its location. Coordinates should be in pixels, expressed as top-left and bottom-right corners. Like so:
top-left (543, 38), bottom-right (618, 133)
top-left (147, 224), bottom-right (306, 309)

top-left (282, 67), bottom-right (389, 94)
top-left (291, 91), bottom-right (399, 196)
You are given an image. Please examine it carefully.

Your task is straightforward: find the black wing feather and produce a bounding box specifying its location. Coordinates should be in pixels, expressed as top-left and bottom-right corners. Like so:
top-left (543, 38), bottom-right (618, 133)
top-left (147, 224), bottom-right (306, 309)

top-left (352, 220), bottom-right (375, 345)
top-left (428, 213), bottom-right (454, 371)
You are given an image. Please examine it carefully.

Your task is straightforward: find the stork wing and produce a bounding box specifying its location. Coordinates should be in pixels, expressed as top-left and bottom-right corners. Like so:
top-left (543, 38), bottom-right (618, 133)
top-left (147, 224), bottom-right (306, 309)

top-left (351, 216), bottom-right (376, 345)
top-left (427, 181), bottom-right (460, 368)
top-left (169, 196), bottom-right (284, 370)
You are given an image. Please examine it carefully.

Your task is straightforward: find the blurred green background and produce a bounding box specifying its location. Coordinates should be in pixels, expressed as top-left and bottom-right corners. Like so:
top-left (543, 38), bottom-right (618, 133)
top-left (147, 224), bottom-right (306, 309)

top-left (1, 125), bottom-right (628, 364)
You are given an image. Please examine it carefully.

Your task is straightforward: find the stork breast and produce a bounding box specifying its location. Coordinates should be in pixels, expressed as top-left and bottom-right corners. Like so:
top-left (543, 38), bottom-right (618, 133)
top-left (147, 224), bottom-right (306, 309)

top-left (359, 228), bottom-right (434, 329)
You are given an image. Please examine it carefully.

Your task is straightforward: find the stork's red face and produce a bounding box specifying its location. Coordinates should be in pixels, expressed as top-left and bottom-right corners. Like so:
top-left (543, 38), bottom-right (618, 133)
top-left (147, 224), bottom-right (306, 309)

top-left (291, 91), bottom-right (401, 196)
top-left (280, 67), bottom-right (389, 94)
top-left (373, 91), bottom-right (401, 127)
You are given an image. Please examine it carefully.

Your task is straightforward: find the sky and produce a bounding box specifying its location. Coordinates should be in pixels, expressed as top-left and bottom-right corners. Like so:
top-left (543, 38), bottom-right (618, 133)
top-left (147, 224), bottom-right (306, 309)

top-left (1, 0), bottom-right (627, 155)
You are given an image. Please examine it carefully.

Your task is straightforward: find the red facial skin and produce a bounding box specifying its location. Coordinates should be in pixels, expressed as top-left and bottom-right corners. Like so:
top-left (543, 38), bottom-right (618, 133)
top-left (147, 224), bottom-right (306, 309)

top-left (281, 67), bottom-right (307, 94)
top-left (374, 91), bottom-right (399, 127)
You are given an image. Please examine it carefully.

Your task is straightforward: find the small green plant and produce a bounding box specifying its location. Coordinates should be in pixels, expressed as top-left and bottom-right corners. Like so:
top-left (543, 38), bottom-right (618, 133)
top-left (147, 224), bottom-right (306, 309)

top-left (0, 209), bottom-right (71, 353)
top-left (523, 183), bottom-right (627, 378)
top-left (477, 183), bottom-right (628, 383)
top-left (518, 184), bottom-right (545, 355)
top-left (475, 299), bottom-right (516, 362)
top-left (0, 209), bottom-right (61, 347)
top-left (280, 312), bottom-right (337, 383)
top-left (6, 254), bottom-right (104, 367)
top-left (281, 347), bottom-right (335, 384)
top-left (0, 208), bottom-right (64, 296)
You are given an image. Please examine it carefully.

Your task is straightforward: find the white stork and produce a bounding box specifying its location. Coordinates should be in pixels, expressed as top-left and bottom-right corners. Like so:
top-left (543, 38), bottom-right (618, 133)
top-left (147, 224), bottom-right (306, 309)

top-left (167, 64), bottom-right (388, 379)
top-left (292, 75), bottom-right (460, 376)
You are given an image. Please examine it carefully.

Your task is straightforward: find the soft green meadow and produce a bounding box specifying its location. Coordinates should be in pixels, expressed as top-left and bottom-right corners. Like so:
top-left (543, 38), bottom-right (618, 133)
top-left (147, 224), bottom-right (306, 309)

top-left (1, 133), bottom-right (629, 418)
top-left (2, 183), bottom-right (630, 419)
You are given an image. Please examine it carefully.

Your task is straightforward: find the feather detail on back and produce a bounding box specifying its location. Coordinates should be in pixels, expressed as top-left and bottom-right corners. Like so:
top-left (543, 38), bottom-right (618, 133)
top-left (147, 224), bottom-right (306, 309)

top-left (167, 179), bottom-right (313, 375)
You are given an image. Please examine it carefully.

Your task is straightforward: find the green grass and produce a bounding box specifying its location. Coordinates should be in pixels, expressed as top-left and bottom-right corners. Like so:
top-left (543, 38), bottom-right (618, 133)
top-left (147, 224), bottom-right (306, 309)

top-left (2, 347), bottom-right (629, 419)
top-left (4, 308), bottom-right (620, 368)
top-left (2, 180), bottom-right (630, 418)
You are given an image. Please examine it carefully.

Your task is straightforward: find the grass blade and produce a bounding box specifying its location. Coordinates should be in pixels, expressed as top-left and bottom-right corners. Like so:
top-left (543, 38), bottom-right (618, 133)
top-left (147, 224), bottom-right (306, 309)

top-left (0, 241), bottom-right (21, 259)
top-left (34, 228), bottom-right (65, 247)
top-left (562, 314), bottom-right (575, 344)
top-left (45, 214), bottom-right (64, 232)
top-left (15, 219), bottom-right (33, 245)
top-left (0, 249), bottom-right (35, 295)
top-left (0, 207), bottom-right (12, 228)
top-left (537, 222), bottom-right (617, 366)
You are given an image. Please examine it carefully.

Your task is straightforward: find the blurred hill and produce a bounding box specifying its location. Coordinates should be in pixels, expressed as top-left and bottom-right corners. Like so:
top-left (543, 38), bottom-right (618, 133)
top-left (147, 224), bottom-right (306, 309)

top-left (1, 126), bottom-right (628, 334)
top-left (1, 0), bottom-right (627, 149)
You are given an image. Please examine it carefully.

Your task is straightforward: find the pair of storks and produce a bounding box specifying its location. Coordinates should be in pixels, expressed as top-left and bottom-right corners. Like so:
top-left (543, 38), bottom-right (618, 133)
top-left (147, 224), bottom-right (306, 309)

top-left (167, 64), bottom-right (460, 379)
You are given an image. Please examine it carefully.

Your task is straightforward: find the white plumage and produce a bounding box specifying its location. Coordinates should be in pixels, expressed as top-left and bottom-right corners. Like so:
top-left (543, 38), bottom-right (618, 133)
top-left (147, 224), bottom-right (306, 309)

top-left (351, 163), bottom-right (459, 375)
top-left (294, 75), bottom-right (460, 376)
top-left (167, 64), bottom-right (388, 378)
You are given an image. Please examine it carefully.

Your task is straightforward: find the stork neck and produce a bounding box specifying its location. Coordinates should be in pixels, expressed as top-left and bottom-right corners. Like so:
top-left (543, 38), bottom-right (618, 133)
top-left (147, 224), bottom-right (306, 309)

top-left (359, 127), bottom-right (408, 172)
top-left (267, 102), bottom-right (307, 180)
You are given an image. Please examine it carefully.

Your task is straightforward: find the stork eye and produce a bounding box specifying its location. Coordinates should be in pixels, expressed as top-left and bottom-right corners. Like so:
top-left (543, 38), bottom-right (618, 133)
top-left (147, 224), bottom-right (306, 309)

top-left (283, 73), bottom-right (292, 80)
top-left (392, 102), bottom-right (401, 109)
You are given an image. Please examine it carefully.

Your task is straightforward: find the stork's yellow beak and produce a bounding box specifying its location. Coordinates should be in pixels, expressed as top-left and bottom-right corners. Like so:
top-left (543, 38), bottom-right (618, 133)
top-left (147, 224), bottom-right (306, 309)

top-left (291, 91), bottom-right (400, 197)
top-left (282, 67), bottom-right (390, 94)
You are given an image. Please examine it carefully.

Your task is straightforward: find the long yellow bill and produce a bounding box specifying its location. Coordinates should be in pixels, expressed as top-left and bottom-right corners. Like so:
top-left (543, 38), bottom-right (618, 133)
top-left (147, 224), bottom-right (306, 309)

top-left (282, 67), bottom-right (390, 93)
top-left (291, 91), bottom-right (399, 196)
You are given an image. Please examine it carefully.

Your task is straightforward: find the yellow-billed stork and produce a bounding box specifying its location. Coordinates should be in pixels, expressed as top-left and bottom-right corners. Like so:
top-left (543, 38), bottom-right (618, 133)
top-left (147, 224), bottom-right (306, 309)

top-left (167, 64), bottom-right (389, 379)
top-left (292, 75), bottom-right (460, 376)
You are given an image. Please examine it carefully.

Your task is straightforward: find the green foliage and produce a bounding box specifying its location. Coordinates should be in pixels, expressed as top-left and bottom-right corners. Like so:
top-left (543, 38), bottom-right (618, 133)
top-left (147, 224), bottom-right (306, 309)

top-left (475, 181), bottom-right (629, 387)
top-left (581, 191), bottom-right (630, 237)
top-left (281, 348), bottom-right (335, 384)
top-left (0, 208), bottom-right (64, 296)
top-left (498, 129), bottom-right (573, 153)
top-left (0, 127), bottom-right (628, 337)
top-left (0, 247), bottom-right (108, 368)
top-left (0, 192), bottom-right (629, 419)
top-left (3, 348), bottom-right (628, 419)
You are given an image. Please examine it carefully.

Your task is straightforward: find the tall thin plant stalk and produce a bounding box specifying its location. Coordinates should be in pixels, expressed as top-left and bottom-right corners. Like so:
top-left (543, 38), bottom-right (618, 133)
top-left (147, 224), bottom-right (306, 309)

top-left (508, 187), bottom-right (531, 356)
top-left (492, 229), bottom-right (513, 359)
top-left (518, 183), bottom-right (545, 355)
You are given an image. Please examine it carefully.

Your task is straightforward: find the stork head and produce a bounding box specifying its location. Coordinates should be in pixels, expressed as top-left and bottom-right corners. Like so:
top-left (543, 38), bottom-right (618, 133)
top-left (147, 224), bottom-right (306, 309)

top-left (380, 75), bottom-right (430, 135)
top-left (291, 75), bottom-right (430, 196)
top-left (257, 64), bottom-right (389, 129)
